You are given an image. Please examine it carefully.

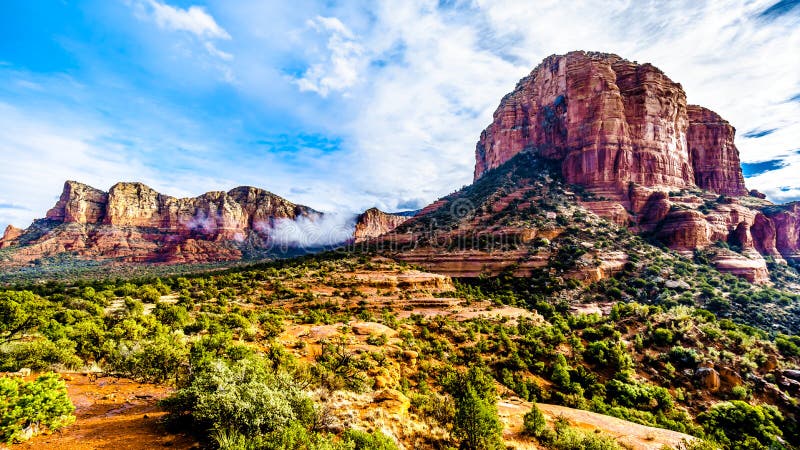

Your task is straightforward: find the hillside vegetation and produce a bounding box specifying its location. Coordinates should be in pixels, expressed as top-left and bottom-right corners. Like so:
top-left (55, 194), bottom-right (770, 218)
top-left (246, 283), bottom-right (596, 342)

top-left (1, 250), bottom-right (798, 449)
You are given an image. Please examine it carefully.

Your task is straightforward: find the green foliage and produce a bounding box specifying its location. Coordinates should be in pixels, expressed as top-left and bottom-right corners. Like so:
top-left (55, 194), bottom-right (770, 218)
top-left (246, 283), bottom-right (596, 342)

top-left (162, 356), bottom-right (314, 440)
top-left (523, 403), bottom-right (547, 437)
top-left (652, 328), bottom-right (674, 346)
top-left (697, 401), bottom-right (784, 449)
top-left (0, 291), bottom-right (50, 345)
top-left (0, 373), bottom-right (75, 443)
top-left (551, 354), bottom-right (571, 389)
top-left (447, 367), bottom-right (503, 450)
top-left (340, 429), bottom-right (399, 450)
top-left (604, 379), bottom-right (673, 412)
top-left (137, 285), bottom-right (162, 303)
top-left (775, 334), bottom-right (800, 357)
top-left (109, 333), bottom-right (189, 384)
top-left (0, 338), bottom-right (82, 372)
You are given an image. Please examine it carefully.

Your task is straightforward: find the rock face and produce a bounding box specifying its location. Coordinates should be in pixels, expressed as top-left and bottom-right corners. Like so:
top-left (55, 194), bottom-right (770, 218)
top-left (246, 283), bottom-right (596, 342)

top-left (353, 208), bottom-right (409, 242)
top-left (687, 106), bottom-right (748, 197)
top-left (756, 203), bottom-right (800, 266)
top-left (1, 181), bottom-right (329, 266)
top-left (474, 51), bottom-right (747, 197)
top-left (46, 181), bottom-right (109, 224)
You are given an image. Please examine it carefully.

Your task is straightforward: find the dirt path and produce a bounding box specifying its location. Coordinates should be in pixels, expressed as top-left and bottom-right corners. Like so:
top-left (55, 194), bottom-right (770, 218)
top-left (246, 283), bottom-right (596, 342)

top-left (10, 374), bottom-right (198, 450)
top-left (498, 399), bottom-right (696, 450)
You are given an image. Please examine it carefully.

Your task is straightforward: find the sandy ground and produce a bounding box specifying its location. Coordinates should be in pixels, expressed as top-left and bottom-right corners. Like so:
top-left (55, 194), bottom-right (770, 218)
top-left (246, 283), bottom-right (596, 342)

top-left (498, 399), bottom-right (696, 450)
top-left (9, 373), bottom-right (198, 450)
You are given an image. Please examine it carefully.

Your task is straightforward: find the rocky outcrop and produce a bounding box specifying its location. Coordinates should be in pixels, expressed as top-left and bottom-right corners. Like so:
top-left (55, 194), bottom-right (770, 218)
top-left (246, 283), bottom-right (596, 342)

top-left (1, 181), bottom-right (326, 267)
top-left (687, 106), bottom-right (748, 196)
top-left (353, 208), bottom-right (409, 242)
top-left (0, 225), bottom-right (23, 249)
top-left (46, 181), bottom-right (108, 224)
top-left (759, 203), bottom-right (800, 265)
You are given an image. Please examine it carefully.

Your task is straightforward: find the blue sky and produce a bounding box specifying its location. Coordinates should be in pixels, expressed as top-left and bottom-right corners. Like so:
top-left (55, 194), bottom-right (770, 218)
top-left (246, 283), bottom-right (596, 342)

top-left (1, 0), bottom-right (799, 230)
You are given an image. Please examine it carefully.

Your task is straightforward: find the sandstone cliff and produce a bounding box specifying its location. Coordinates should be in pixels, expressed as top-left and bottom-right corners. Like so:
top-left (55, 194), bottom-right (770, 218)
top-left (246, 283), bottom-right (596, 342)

top-left (353, 208), bottom-right (409, 242)
top-left (0, 225), bottom-right (23, 249)
top-left (1, 181), bottom-right (325, 266)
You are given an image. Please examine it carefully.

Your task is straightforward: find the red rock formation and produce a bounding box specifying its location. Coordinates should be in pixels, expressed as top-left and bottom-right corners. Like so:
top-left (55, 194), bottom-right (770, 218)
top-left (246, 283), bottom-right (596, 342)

top-left (760, 203), bottom-right (800, 265)
top-left (353, 208), bottom-right (409, 242)
top-left (469, 51), bottom-right (794, 282)
top-left (46, 181), bottom-right (108, 224)
top-left (1, 181), bottom-right (323, 267)
top-left (0, 225), bottom-right (23, 249)
top-left (474, 51), bottom-right (747, 199)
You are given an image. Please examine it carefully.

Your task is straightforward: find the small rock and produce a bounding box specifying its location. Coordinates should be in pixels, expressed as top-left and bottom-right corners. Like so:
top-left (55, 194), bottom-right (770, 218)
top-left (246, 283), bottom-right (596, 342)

top-left (695, 367), bottom-right (721, 392)
top-left (402, 350), bottom-right (418, 361)
top-left (782, 369), bottom-right (800, 380)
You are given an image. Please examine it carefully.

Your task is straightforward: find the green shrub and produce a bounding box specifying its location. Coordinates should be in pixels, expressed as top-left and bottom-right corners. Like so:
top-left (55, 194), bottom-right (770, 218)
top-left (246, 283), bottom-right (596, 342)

top-left (0, 373), bottom-right (75, 443)
top-left (447, 367), bottom-right (503, 450)
top-left (341, 429), bottom-right (399, 450)
top-left (697, 400), bottom-right (783, 449)
top-left (652, 328), bottom-right (674, 346)
top-left (523, 403), bottom-right (547, 437)
top-left (0, 291), bottom-right (50, 345)
top-left (109, 333), bottom-right (188, 384)
top-left (161, 357), bottom-right (315, 439)
top-left (0, 338), bottom-right (82, 372)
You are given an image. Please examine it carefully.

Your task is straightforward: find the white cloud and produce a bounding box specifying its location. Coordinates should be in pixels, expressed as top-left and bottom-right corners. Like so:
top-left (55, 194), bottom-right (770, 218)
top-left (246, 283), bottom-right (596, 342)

top-left (255, 213), bottom-right (357, 249)
top-left (747, 152), bottom-right (800, 203)
top-left (0, 102), bottom-right (153, 228)
top-left (148, 0), bottom-right (230, 40)
top-left (293, 16), bottom-right (365, 96)
top-left (204, 42), bottom-right (234, 61)
top-left (132, 0), bottom-right (234, 65)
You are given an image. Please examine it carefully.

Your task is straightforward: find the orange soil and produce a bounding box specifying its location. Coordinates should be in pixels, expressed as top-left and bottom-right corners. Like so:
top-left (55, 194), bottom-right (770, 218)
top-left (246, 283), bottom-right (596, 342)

top-left (11, 374), bottom-right (198, 450)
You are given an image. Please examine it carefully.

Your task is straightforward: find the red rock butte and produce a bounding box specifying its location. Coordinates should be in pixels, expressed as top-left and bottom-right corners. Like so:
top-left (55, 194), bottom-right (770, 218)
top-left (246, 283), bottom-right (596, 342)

top-left (475, 51), bottom-right (747, 199)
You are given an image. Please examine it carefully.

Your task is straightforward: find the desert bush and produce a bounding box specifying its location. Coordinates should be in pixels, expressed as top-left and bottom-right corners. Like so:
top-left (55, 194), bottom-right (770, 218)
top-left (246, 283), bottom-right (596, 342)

top-left (523, 403), bottom-right (547, 437)
top-left (0, 291), bottom-right (50, 345)
top-left (697, 400), bottom-right (783, 449)
top-left (161, 356), bottom-right (315, 439)
top-left (109, 333), bottom-right (188, 383)
top-left (0, 338), bottom-right (82, 371)
top-left (0, 373), bottom-right (75, 443)
top-left (652, 328), bottom-right (674, 346)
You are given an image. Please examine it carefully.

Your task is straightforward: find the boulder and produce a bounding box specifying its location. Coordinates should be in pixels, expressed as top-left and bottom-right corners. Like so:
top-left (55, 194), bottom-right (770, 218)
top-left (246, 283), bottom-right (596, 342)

top-left (373, 389), bottom-right (410, 416)
top-left (695, 367), bottom-right (721, 392)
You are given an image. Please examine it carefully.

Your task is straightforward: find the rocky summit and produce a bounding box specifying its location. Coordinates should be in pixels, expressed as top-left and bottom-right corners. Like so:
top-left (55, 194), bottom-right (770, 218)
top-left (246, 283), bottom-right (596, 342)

top-left (353, 208), bottom-right (409, 242)
top-left (375, 51), bottom-right (800, 284)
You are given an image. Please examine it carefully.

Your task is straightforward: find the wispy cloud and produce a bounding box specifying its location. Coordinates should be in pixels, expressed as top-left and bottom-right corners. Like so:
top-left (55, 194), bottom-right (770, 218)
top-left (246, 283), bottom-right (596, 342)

top-left (131, 0), bottom-right (233, 64)
top-left (145, 0), bottom-right (230, 39)
top-left (293, 16), bottom-right (364, 97)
